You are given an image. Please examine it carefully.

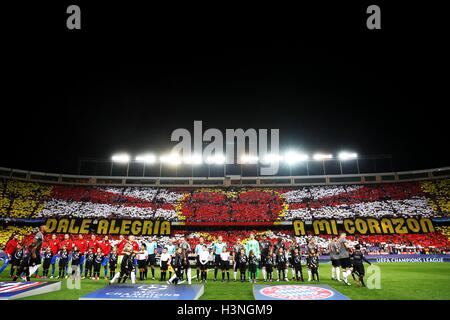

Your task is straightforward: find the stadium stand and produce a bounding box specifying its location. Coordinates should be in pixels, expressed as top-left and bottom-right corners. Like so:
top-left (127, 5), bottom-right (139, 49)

top-left (421, 180), bottom-right (450, 213)
top-left (0, 180), bottom-right (52, 218)
top-left (0, 180), bottom-right (440, 221)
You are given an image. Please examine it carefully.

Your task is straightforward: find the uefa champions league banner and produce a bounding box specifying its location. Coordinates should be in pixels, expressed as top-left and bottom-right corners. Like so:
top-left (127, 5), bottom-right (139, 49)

top-left (367, 254), bottom-right (450, 263)
top-left (318, 254), bottom-right (450, 263)
top-left (80, 284), bottom-right (204, 300)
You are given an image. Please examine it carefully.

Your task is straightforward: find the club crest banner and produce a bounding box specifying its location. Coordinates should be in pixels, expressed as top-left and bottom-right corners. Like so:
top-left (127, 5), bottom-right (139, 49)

top-left (253, 284), bottom-right (350, 300)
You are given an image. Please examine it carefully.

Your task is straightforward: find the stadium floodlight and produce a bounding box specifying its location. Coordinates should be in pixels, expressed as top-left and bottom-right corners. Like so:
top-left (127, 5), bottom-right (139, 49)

top-left (183, 154), bottom-right (203, 165)
top-left (261, 154), bottom-right (284, 164)
top-left (160, 154), bottom-right (182, 165)
top-left (241, 154), bottom-right (259, 164)
top-left (135, 154), bottom-right (157, 164)
top-left (206, 154), bottom-right (226, 165)
top-left (313, 153), bottom-right (333, 161)
top-left (338, 152), bottom-right (358, 160)
top-left (284, 151), bottom-right (309, 165)
top-left (111, 153), bottom-right (131, 163)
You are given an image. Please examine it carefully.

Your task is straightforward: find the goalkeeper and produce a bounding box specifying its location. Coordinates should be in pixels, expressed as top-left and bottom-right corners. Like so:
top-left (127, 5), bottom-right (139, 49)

top-left (245, 233), bottom-right (260, 280)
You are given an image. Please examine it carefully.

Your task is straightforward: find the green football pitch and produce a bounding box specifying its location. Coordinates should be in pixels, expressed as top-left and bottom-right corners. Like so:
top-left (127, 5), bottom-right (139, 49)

top-left (1, 263), bottom-right (450, 300)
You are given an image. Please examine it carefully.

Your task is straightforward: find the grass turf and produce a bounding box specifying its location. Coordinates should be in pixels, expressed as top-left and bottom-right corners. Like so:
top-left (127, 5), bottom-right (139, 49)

top-left (1, 263), bottom-right (449, 300)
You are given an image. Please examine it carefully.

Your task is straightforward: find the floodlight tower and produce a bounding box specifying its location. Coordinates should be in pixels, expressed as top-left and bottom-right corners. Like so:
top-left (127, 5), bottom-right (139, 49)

top-left (111, 153), bottom-right (131, 176)
top-left (338, 152), bottom-right (358, 174)
top-left (284, 151), bottom-right (309, 176)
top-left (135, 154), bottom-right (156, 176)
top-left (313, 153), bottom-right (333, 175)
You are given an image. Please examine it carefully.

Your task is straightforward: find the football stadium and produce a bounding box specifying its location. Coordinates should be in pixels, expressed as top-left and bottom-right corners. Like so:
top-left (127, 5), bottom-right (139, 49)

top-left (1, 165), bottom-right (449, 300)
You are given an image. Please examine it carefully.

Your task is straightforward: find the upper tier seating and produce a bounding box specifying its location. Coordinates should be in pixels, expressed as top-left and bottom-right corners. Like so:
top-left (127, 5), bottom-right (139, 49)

top-left (0, 179), bottom-right (448, 221)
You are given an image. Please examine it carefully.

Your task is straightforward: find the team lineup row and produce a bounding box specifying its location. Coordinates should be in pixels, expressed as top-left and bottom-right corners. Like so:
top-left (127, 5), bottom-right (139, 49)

top-left (1, 226), bottom-right (371, 287)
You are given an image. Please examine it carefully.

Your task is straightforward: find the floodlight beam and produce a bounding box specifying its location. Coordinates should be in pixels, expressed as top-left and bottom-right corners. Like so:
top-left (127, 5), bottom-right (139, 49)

top-left (111, 153), bottom-right (131, 163)
top-left (135, 154), bottom-right (157, 164)
top-left (338, 152), bottom-right (358, 160)
top-left (313, 153), bottom-right (333, 161)
top-left (206, 154), bottom-right (226, 165)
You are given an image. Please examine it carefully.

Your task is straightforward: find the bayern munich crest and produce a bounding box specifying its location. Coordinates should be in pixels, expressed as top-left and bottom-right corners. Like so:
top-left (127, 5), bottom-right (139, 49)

top-left (254, 284), bottom-right (350, 300)
top-left (260, 285), bottom-right (334, 300)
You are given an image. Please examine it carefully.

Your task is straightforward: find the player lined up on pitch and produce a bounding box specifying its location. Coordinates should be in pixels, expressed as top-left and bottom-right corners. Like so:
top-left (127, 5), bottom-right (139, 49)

top-left (0, 229), bottom-right (372, 287)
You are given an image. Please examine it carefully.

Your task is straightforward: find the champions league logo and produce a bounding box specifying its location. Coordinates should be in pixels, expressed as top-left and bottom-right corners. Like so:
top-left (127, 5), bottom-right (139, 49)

top-left (259, 285), bottom-right (334, 300)
top-left (137, 284), bottom-right (168, 291)
top-left (103, 284), bottom-right (181, 299)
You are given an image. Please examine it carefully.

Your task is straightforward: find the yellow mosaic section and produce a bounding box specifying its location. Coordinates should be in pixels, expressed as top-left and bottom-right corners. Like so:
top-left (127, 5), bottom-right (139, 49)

top-left (0, 226), bottom-right (33, 247)
top-left (421, 179), bottom-right (450, 214)
top-left (174, 193), bottom-right (190, 221)
top-left (0, 181), bottom-right (52, 218)
top-left (436, 226), bottom-right (450, 241)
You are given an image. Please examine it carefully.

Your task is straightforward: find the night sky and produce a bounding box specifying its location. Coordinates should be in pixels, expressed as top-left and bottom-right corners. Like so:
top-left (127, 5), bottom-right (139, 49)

top-left (3, 2), bottom-right (448, 174)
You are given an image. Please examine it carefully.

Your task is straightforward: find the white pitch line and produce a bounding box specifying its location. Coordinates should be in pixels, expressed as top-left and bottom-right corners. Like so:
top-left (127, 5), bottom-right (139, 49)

top-left (178, 268), bottom-right (212, 284)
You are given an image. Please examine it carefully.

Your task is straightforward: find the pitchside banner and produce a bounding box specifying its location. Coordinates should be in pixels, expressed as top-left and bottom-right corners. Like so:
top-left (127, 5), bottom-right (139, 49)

top-left (293, 217), bottom-right (435, 236)
top-left (80, 284), bottom-right (204, 300)
top-left (317, 254), bottom-right (450, 263)
top-left (371, 254), bottom-right (450, 263)
top-left (45, 218), bottom-right (171, 236)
